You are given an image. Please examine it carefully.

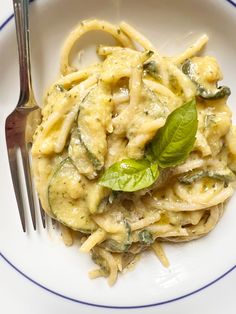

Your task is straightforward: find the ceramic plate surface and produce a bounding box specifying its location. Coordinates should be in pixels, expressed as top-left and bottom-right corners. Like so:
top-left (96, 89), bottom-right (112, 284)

top-left (1, 0), bottom-right (236, 312)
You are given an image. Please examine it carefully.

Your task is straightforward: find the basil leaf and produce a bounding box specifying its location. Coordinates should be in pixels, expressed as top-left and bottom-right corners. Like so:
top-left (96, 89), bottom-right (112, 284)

top-left (100, 99), bottom-right (197, 192)
top-left (99, 159), bottom-right (159, 192)
top-left (150, 99), bottom-right (198, 168)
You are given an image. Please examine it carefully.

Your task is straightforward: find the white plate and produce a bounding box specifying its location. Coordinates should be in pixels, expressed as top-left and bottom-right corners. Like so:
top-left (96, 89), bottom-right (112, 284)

top-left (1, 0), bottom-right (236, 312)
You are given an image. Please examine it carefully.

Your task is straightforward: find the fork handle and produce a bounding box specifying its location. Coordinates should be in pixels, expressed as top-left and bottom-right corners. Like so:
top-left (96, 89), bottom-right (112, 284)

top-left (13, 0), bottom-right (35, 107)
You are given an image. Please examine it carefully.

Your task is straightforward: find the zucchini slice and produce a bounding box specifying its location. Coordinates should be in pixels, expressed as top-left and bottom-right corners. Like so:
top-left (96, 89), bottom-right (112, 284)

top-left (91, 248), bottom-right (109, 275)
top-left (68, 128), bottom-right (96, 180)
top-left (100, 220), bottom-right (132, 252)
top-left (86, 185), bottom-right (111, 214)
top-left (77, 83), bottom-right (112, 171)
top-left (197, 85), bottom-right (231, 100)
top-left (182, 59), bottom-right (231, 100)
top-left (178, 168), bottom-right (236, 185)
top-left (48, 158), bottom-right (97, 232)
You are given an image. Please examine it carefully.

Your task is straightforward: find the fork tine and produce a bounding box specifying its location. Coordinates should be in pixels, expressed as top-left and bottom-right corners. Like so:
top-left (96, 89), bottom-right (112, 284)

top-left (21, 145), bottom-right (36, 230)
top-left (7, 147), bottom-right (26, 232)
top-left (39, 199), bottom-right (46, 228)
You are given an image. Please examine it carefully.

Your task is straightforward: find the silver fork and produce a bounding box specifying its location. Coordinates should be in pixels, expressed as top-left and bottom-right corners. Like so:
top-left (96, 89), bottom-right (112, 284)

top-left (5, 0), bottom-right (46, 232)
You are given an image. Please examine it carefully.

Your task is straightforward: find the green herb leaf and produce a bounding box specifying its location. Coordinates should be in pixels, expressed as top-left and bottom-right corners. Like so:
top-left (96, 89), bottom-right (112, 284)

top-left (150, 99), bottom-right (198, 168)
top-left (99, 159), bottom-right (159, 192)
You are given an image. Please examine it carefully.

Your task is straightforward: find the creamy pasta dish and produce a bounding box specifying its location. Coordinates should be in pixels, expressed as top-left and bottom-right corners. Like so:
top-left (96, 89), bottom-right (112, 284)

top-left (32, 19), bottom-right (236, 285)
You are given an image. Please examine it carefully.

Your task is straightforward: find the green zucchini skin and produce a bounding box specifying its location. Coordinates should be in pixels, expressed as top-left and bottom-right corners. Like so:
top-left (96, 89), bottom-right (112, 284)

top-left (77, 83), bottom-right (112, 172)
top-left (197, 85), bottom-right (231, 100)
top-left (48, 158), bottom-right (97, 232)
top-left (91, 249), bottom-right (109, 275)
top-left (68, 128), bottom-right (96, 179)
top-left (182, 59), bottom-right (231, 100)
top-left (178, 168), bottom-right (236, 185)
top-left (86, 185), bottom-right (111, 214)
top-left (100, 220), bottom-right (132, 252)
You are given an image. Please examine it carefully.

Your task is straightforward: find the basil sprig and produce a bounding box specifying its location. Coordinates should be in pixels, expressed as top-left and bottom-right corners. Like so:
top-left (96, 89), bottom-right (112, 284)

top-left (100, 99), bottom-right (197, 192)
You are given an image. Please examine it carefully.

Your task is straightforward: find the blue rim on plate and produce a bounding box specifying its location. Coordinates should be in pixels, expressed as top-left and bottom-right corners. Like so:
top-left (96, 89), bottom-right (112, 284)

top-left (1, 0), bottom-right (236, 309)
